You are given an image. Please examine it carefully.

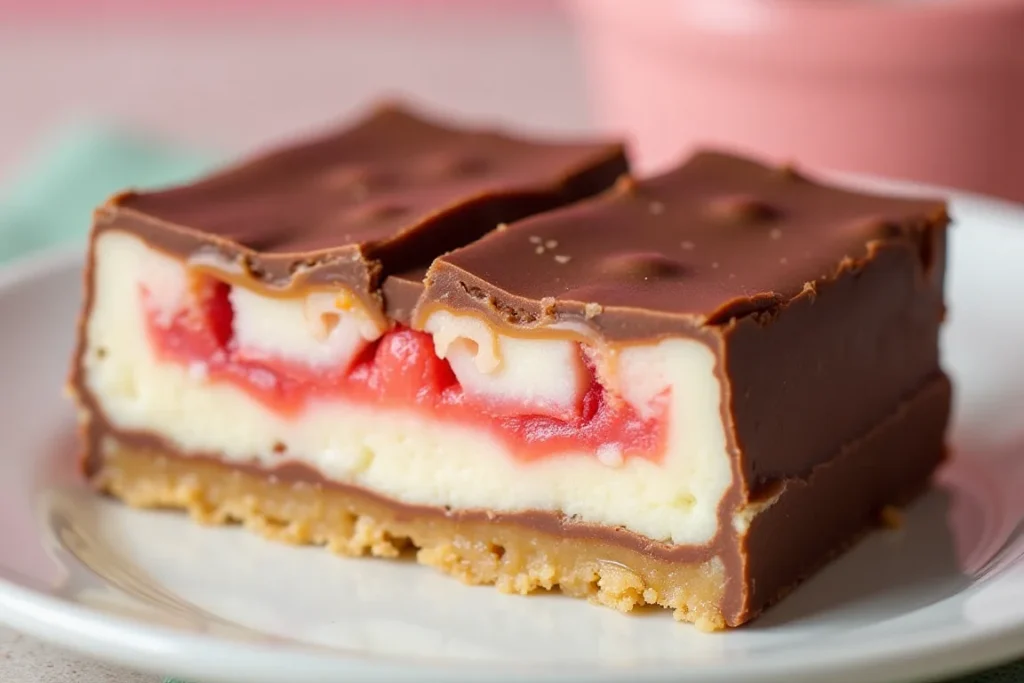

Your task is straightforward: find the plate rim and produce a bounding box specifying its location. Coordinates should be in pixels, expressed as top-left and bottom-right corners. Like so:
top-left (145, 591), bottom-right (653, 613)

top-left (0, 181), bottom-right (1023, 683)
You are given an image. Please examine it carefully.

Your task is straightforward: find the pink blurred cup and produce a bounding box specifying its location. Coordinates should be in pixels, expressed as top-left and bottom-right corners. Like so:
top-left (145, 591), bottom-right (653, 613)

top-left (568, 0), bottom-right (1024, 203)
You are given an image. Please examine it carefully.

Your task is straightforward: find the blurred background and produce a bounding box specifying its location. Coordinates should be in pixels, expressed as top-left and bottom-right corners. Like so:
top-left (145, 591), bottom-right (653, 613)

top-left (0, 0), bottom-right (590, 175)
top-left (0, 0), bottom-right (1022, 258)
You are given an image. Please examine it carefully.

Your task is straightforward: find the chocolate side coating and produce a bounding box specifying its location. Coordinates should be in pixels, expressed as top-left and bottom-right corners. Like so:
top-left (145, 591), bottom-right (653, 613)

top-left (726, 229), bottom-right (949, 488)
top-left (96, 101), bottom-right (628, 315)
top-left (416, 150), bottom-right (948, 339)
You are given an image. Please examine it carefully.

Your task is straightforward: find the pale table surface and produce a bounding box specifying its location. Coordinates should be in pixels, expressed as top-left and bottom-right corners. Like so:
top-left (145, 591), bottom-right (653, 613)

top-left (0, 6), bottom-right (585, 680)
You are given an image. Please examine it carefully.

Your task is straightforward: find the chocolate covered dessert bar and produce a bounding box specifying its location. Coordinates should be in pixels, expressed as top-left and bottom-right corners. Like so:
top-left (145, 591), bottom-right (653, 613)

top-left (67, 104), bottom-right (950, 630)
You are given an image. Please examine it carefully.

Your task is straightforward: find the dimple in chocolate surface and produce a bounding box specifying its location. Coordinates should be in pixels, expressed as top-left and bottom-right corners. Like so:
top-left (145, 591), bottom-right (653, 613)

top-left (421, 150), bottom-right (948, 336)
top-left (99, 102), bottom-right (628, 304)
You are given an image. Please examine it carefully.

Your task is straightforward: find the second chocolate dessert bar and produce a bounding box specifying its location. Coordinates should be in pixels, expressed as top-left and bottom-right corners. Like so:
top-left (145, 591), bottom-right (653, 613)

top-left (411, 151), bottom-right (950, 625)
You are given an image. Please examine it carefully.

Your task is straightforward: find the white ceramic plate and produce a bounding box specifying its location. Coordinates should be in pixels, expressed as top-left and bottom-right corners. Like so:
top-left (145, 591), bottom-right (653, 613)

top-left (0, 184), bottom-right (1023, 683)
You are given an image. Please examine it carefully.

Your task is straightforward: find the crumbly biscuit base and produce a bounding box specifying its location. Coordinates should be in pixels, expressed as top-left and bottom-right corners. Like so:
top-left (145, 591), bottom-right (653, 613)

top-left (91, 438), bottom-right (728, 631)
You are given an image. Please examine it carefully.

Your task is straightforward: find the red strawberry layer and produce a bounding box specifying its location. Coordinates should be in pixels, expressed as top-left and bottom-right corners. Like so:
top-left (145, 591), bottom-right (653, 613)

top-left (142, 280), bottom-right (668, 464)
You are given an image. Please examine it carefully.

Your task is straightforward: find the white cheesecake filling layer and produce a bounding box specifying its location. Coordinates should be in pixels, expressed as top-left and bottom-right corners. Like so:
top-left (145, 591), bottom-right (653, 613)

top-left (81, 230), bottom-right (735, 545)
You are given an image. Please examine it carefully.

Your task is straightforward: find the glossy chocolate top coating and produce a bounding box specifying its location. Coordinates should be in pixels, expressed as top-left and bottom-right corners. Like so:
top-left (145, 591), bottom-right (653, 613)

top-left (419, 151), bottom-right (948, 339)
top-left (99, 102), bottom-right (628, 313)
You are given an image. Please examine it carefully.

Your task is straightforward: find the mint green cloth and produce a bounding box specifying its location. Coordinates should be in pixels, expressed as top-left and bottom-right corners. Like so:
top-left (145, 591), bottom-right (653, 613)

top-left (0, 126), bottom-right (1019, 683)
top-left (0, 123), bottom-right (212, 259)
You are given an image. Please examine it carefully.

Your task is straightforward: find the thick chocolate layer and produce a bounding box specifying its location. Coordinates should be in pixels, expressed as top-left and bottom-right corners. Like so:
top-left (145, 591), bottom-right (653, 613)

top-left (94, 102), bottom-right (627, 313)
top-left (418, 151), bottom-right (947, 337)
top-left (82, 373), bottom-right (951, 627)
